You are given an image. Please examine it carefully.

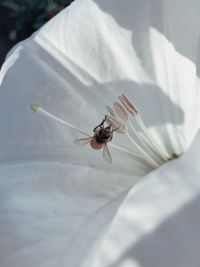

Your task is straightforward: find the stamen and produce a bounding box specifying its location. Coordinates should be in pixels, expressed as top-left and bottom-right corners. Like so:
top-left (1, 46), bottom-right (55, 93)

top-left (125, 132), bottom-right (160, 168)
top-left (108, 143), bottom-right (142, 158)
top-left (119, 95), bottom-right (171, 160)
top-left (113, 102), bottom-right (128, 121)
top-left (106, 95), bottom-right (177, 168)
top-left (136, 116), bottom-right (171, 159)
top-left (118, 95), bottom-right (139, 116)
top-left (106, 106), bottom-right (115, 117)
top-left (127, 121), bottom-right (164, 165)
top-left (106, 99), bottom-right (159, 167)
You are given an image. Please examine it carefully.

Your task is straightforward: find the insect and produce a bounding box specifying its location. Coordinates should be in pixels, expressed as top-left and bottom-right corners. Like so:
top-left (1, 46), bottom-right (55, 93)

top-left (74, 116), bottom-right (117, 163)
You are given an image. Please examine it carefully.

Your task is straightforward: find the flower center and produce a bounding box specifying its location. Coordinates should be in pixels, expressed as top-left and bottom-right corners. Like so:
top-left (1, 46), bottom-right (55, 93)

top-left (105, 95), bottom-right (178, 169)
top-left (31, 94), bottom-right (179, 169)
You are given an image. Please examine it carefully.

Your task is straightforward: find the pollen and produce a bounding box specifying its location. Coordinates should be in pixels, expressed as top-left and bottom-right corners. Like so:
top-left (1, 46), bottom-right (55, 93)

top-left (118, 94), bottom-right (139, 116)
top-left (105, 95), bottom-right (175, 169)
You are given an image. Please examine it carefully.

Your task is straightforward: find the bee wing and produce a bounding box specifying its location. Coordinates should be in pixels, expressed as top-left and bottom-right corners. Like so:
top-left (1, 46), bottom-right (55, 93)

top-left (103, 144), bottom-right (112, 163)
top-left (73, 137), bottom-right (92, 146)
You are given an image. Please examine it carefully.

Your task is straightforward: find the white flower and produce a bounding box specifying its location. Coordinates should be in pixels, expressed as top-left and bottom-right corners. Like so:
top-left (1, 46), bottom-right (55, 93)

top-left (0, 1), bottom-right (200, 267)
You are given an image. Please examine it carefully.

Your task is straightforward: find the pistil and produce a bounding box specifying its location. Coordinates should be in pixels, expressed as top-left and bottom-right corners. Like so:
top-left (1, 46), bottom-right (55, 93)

top-left (31, 104), bottom-right (140, 159)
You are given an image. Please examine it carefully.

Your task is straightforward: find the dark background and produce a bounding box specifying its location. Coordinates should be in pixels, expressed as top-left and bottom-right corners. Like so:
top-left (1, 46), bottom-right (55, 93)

top-left (0, 0), bottom-right (75, 67)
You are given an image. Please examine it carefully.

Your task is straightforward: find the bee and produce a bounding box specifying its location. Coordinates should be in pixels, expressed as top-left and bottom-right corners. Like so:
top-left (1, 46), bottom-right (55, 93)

top-left (74, 116), bottom-right (117, 163)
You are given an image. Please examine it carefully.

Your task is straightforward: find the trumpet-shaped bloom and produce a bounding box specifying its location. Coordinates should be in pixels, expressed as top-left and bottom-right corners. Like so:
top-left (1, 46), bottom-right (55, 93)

top-left (0, 0), bottom-right (200, 267)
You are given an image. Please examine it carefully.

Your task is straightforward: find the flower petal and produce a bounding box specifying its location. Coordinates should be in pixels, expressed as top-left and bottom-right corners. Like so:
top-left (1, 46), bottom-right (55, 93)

top-left (84, 131), bottom-right (200, 267)
top-left (0, 0), bottom-right (200, 266)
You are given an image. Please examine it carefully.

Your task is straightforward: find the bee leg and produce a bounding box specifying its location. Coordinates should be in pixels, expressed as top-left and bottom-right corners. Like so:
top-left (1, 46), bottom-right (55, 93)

top-left (111, 127), bottom-right (120, 133)
top-left (100, 116), bottom-right (107, 126)
top-left (93, 117), bottom-right (107, 132)
top-left (93, 124), bottom-right (101, 132)
top-left (100, 117), bottom-right (108, 129)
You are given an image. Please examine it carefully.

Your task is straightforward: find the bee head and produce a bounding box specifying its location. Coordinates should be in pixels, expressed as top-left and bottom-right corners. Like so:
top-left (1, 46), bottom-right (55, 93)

top-left (104, 125), bottom-right (112, 133)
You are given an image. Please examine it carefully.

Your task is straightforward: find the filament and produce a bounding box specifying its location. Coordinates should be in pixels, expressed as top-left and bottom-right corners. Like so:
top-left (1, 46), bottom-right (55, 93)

top-left (125, 132), bottom-right (159, 168)
top-left (136, 116), bottom-right (171, 159)
top-left (128, 121), bottom-right (164, 165)
top-left (109, 143), bottom-right (142, 158)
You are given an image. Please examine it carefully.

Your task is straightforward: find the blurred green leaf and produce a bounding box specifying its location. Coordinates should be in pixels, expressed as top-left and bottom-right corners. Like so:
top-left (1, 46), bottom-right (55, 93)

top-left (1, 0), bottom-right (74, 41)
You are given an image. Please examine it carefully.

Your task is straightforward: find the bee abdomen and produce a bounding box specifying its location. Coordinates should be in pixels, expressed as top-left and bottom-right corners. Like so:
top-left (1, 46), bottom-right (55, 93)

top-left (90, 138), bottom-right (103, 150)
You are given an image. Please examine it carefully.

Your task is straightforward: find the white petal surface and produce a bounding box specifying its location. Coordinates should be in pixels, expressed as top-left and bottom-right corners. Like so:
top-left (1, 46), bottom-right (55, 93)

top-left (0, 162), bottom-right (136, 267)
top-left (84, 131), bottom-right (200, 267)
top-left (0, 0), bottom-right (200, 267)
